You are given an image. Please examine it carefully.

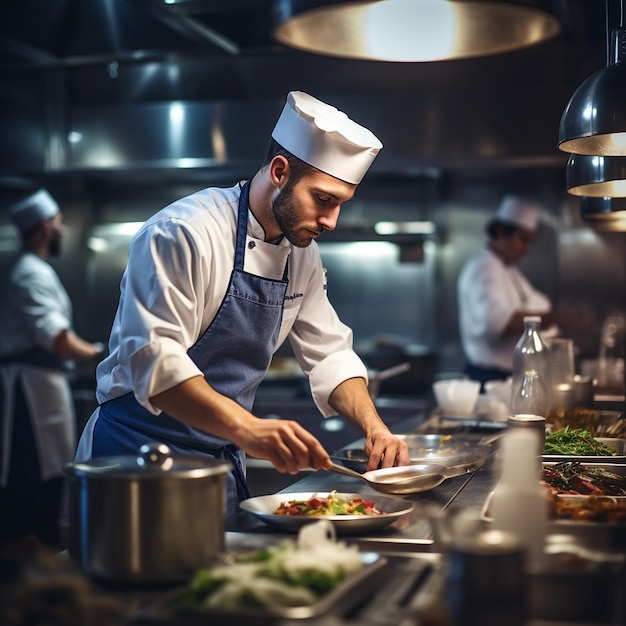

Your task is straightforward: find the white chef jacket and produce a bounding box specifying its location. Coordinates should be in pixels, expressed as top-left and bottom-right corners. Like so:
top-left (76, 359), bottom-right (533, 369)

top-left (95, 183), bottom-right (367, 419)
top-left (0, 251), bottom-right (76, 485)
top-left (457, 246), bottom-right (551, 371)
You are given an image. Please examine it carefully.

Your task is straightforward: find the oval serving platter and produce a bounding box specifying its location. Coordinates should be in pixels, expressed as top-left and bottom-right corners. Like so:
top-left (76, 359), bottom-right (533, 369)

top-left (240, 492), bottom-right (413, 535)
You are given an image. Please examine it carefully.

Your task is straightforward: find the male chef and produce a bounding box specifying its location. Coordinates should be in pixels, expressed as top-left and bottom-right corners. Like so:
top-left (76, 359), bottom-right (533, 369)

top-left (76, 91), bottom-right (410, 517)
top-left (457, 195), bottom-right (553, 386)
top-left (0, 189), bottom-right (103, 548)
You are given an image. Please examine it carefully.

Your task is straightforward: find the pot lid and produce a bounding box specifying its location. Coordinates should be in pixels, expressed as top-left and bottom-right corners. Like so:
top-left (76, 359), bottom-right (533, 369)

top-left (65, 443), bottom-right (232, 479)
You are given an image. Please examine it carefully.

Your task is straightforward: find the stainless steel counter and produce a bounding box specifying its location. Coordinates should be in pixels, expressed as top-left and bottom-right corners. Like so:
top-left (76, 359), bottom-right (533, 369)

top-left (114, 413), bottom-right (626, 625)
top-left (223, 414), bottom-right (626, 626)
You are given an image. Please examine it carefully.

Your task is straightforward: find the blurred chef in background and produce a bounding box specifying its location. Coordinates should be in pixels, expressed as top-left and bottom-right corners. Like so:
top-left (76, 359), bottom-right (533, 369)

top-left (75, 91), bottom-right (410, 518)
top-left (0, 189), bottom-right (104, 550)
top-left (457, 195), bottom-right (555, 387)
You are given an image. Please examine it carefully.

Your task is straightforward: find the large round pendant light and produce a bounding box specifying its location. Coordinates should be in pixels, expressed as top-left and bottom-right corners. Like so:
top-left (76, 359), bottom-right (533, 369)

top-left (566, 154), bottom-right (626, 197)
top-left (271, 0), bottom-right (561, 62)
top-left (558, 2), bottom-right (626, 156)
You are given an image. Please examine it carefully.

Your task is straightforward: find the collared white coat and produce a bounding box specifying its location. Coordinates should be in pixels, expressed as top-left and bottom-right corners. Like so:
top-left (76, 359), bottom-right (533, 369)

top-left (0, 252), bottom-right (76, 485)
top-left (458, 246), bottom-right (551, 371)
top-left (93, 183), bottom-right (367, 424)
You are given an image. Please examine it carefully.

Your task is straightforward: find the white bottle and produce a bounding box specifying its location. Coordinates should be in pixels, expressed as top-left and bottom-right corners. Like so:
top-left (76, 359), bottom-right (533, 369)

top-left (490, 428), bottom-right (547, 572)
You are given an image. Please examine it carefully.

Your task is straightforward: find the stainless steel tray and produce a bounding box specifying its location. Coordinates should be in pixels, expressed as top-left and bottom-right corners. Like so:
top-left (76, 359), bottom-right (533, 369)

top-left (332, 433), bottom-right (498, 478)
top-left (543, 437), bottom-right (626, 463)
top-left (143, 552), bottom-right (388, 624)
top-left (548, 409), bottom-right (625, 437)
top-left (483, 463), bottom-right (626, 525)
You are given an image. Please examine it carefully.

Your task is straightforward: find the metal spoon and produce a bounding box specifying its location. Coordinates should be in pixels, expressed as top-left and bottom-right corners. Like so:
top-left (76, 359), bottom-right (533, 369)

top-left (329, 461), bottom-right (447, 495)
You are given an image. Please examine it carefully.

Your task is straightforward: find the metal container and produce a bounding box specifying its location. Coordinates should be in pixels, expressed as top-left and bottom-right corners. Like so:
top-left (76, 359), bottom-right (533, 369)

top-left (446, 529), bottom-right (527, 626)
top-left (64, 443), bottom-right (231, 584)
top-left (507, 414), bottom-right (547, 458)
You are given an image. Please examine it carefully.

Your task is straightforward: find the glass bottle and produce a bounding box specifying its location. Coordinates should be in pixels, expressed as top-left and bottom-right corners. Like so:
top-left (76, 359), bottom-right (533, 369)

top-left (511, 316), bottom-right (552, 410)
top-left (511, 369), bottom-right (549, 418)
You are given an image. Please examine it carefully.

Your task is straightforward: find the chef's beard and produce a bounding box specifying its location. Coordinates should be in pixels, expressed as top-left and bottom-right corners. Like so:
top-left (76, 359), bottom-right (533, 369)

top-left (271, 186), bottom-right (323, 248)
top-left (48, 230), bottom-right (62, 257)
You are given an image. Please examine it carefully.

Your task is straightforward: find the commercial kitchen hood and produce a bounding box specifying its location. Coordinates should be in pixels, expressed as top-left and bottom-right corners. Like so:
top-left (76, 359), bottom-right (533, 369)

top-left (0, 0), bottom-right (611, 184)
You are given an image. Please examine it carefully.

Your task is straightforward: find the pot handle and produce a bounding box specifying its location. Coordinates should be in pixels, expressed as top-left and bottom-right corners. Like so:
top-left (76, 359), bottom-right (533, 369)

top-left (138, 442), bottom-right (174, 469)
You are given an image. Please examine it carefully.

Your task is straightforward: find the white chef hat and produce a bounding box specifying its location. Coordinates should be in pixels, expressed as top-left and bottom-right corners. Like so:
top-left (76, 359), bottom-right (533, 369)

top-left (495, 195), bottom-right (540, 231)
top-left (271, 91), bottom-right (383, 185)
top-left (10, 188), bottom-right (60, 234)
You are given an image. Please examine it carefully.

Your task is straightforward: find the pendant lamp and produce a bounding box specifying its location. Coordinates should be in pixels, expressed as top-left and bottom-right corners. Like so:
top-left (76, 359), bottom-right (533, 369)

top-left (580, 197), bottom-right (626, 231)
top-left (271, 0), bottom-right (560, 62)
top-left (558, 1), bottom-right (626, 156)
top-left (566, 154), bottom-right (626, 197)
top-left (580, 196), bottom-right (626, 220)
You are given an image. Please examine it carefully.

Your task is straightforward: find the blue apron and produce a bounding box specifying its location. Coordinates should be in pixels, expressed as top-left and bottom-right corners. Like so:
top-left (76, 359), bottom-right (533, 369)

top-left (93, 181), bottom-right (289, 517)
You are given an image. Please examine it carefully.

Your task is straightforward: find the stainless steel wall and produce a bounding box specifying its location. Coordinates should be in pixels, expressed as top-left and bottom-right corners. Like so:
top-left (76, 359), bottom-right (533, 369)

top-left (1, 169), bottom-right (622, 397)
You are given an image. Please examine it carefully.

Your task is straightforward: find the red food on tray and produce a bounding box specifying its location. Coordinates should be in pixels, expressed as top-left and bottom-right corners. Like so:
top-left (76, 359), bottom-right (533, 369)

top-left (540, 462), bottom-right (626, 496)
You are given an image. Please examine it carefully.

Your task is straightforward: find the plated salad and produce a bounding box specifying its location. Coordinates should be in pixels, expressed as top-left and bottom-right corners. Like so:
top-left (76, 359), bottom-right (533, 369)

top-left (274, 490), bottom-right (382, 517)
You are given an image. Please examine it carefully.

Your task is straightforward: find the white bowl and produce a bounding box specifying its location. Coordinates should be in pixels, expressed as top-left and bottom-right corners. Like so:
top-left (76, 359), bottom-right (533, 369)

top-left (484, 378), bottom-right (513, 411)
top-left (433, 379), bottom-right (481, 417)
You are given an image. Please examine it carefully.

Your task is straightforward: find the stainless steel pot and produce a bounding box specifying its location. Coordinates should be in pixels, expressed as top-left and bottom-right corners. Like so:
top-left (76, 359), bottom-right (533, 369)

top-left (64, 443), bottom-right (231, 584)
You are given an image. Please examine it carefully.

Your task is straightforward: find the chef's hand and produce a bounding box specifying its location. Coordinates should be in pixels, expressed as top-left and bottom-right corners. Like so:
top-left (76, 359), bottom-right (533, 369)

top-left (239, 417), bottom-right (333, 475)
top-left (364, 429), bottom-right (410, 472)
top-left (151, 376), bottom-right (331, 474)
top-left (326, 377), bottom-right (411, 472)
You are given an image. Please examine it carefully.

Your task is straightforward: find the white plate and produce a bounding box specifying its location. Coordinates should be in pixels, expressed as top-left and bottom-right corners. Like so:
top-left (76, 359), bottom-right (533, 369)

top-left (240, 492), bottom-right (413, 535)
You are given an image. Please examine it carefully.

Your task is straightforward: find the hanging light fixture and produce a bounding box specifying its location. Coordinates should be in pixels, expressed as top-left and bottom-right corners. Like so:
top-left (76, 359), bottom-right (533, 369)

top-left (580, 196), bottom-right (626, 220)
top-left (271, 0), bottom-right (560, 62)
top-left (566, 154), bottom-right (626, 197)
top-left (580, 197), bottom-right (626, 231)
top-left (558, 1), bottom-right (626, 156)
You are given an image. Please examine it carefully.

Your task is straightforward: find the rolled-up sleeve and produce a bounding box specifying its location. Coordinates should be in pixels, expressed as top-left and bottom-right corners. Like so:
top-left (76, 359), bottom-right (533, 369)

top-left (285, 247), bottom-right (368, 417)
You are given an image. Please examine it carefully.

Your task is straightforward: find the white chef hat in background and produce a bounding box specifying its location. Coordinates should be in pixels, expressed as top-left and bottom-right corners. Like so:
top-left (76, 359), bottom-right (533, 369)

top-left (271, 91), bottom-right (383, 185)
top-left (9, 188), bottom-right (60, 234)
top-left (495, 195), bottom-right (541, 231)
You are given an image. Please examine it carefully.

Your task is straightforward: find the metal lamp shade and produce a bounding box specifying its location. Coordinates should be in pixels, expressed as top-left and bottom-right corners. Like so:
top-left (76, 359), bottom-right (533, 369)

top-left (580, 197), bottom-right (626, 231)
top-left (271, 0), bottom-right (560, 62)
top-left (566, 154), bottom-right (626, 197)
top-left (580, 196), bottom-right (626, 218)
top-left (559, 29), bottom-right (626, 156)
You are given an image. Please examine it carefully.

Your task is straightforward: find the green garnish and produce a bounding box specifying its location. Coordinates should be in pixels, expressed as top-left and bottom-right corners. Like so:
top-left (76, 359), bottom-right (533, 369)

top-left (544, 426), bottom-right (617, 456)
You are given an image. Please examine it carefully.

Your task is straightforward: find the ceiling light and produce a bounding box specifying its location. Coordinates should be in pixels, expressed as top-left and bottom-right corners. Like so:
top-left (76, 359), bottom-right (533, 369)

top-left (558, 1), bottom-right (626, 156)
top-left (580, 196), bottom-right (626, 220)
top-left (374, 221), bottom-right (436, 235)
top-left (566, 154), bottom-right (626, 197)
top-left (271, 0), bottom-right (560, 62)
top-left (580, 197), bottom-right (626, 231)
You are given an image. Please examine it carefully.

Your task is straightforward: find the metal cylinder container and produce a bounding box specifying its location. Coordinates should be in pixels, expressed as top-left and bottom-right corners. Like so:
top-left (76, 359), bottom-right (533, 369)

top-left (64, 443), bottom-right (231, 584)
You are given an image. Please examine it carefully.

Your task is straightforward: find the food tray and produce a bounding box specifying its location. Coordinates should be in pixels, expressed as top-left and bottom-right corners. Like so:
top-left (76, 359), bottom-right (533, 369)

top-left (482, 463), bottom-right (626, 525)
top-left (548, 409), bottom-right (625, 438)
top-left (139, 553), bottom-right (388, 625)
top-left (332, 433), bottom-right (498, 478)
top-left (543, 437), bottom-right (626, 463)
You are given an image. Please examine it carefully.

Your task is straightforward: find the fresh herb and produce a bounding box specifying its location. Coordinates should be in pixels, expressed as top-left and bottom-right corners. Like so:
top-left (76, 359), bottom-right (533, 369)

top-left (544, 426), bottom-right (617, 456)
